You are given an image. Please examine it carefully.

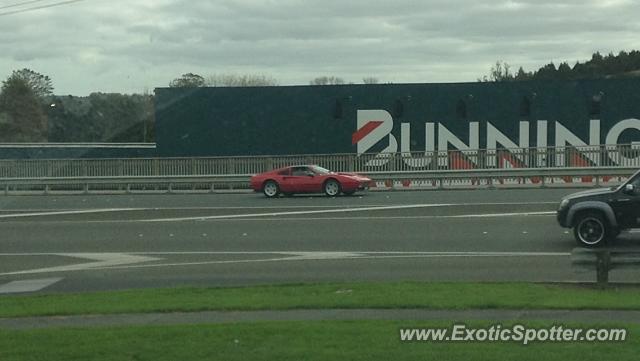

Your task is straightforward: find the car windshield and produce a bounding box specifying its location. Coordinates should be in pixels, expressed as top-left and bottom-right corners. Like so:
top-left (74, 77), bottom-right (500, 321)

top-left (615, 169), bottom-right (640, 191)
top-left (310, 166), bottom-right (332, 174)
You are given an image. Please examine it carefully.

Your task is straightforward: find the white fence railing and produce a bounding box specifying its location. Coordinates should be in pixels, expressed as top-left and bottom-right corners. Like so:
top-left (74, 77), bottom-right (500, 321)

top-left (0, 144), bottom-right (638, 179)
top-left (0, 144), bottom-right (637, 194)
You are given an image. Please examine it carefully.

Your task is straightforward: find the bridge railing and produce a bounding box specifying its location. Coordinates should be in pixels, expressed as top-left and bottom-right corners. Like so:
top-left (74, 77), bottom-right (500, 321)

top-left (0, 144), bottom-right (638, 179)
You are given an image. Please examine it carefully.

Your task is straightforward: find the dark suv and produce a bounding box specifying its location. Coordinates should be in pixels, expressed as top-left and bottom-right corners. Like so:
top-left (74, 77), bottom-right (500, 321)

top-left (557, 169), bottom-right (640, 247)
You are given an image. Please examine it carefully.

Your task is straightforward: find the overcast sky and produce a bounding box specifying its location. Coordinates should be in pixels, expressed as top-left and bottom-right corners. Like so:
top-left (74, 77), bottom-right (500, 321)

top-left (1, 0), bottom-right (639, 95)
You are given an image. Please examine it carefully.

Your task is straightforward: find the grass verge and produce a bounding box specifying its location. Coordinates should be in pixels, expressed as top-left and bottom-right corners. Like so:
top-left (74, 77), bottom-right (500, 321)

top-left (2, 282), bottom-right (640, 318)
top-left (0, 320), bottom-right (637, 361)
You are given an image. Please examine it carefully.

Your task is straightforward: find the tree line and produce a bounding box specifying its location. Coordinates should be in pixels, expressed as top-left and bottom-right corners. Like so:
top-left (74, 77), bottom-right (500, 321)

top-left (479, 50), bottom-right (640, 82)
top-left (0, 68), bottom-right (154, 143)
top-left (168, 73), bottom-right (380, 87)
top-left (1, 50), bottom-right (639, 143)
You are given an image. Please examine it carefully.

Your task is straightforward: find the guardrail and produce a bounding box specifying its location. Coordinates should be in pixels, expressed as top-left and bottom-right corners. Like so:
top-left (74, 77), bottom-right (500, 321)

top-left (0, 167), bottom-right (635, 195)
top-left (0, 144), bottom-right (637, 194)
top-left (572, 248), bottom-right (640, 287)
top-left (0, 175), bottom-right (251, 194)
top-left (0, 144), bottom-right (638, 178)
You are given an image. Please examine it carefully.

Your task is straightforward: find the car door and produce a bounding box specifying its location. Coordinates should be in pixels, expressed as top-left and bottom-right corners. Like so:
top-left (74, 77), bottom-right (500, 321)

top-left (274, 168), bottom-right (294, 192)
top-left (306, 168), bottom-right (327, 193)
top-left (282, 166), bottom-right (314, 192)
top-left (612, 182), bottom-right (640, 229)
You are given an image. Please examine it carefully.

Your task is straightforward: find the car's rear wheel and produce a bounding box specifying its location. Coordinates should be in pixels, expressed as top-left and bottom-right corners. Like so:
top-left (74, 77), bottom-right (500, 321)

top-left (573, 212), bottom-right (610, 247)
top-left (323, 179), bottom-right (341, 197)
top-left (262, 180), bottom-right (280, 198)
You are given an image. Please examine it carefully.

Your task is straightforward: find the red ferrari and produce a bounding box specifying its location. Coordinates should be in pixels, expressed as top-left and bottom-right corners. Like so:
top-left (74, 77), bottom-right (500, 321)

top-left (250, 165), bottom-right (372, 197)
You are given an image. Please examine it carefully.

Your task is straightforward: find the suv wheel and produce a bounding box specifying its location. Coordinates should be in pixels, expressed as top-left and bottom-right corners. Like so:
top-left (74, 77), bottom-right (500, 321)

top-left (573, 212), bottom-right (610, 247)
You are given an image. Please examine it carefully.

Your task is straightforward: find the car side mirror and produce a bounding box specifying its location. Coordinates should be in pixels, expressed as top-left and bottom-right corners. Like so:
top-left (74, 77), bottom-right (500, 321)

top-left (624, 184), bottom-right (635, 194)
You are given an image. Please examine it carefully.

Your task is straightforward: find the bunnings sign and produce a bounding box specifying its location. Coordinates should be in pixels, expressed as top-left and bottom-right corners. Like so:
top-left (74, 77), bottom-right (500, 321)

top-left (155, 79), bottom-right (640, 160)
top-left (355, 109), bottom-right (640, 167)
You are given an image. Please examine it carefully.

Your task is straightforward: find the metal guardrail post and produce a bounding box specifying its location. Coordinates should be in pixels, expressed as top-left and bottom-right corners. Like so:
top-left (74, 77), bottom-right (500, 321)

top-left (596, 250), bottom-right (611, 287)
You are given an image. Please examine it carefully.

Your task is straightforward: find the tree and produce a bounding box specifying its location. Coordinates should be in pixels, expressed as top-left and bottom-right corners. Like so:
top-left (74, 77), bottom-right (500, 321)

top-left (7, 68), bottom-right (53, 100)
top-left (310, 76), bottom-right (346, 85)
top-left (533, 62), bottom-right (557, 80)
top-left (362, 77), bottom-right (379, 84)
top-left (48, 93), bottom-right (154, 143)
top-left (169, 73), bottom-right (205, 88)
top-left (556, 62), bottom-right (572, 79)
top-left (478, 61), bottom-right (514, 82)
top-left (0, 75), bottom-right (47, 141)
top-left (206, 74), bottom-right (278, 87)
top-left (514, 67), bottom-right (532, 81)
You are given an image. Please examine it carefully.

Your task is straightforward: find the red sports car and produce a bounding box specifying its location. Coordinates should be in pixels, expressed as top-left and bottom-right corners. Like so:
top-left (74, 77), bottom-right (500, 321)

top-left (250, 165), bottom-right (372, 197)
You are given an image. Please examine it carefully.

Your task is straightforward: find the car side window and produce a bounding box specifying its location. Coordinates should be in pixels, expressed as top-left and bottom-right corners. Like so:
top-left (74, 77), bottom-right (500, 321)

top-left (292, 167), bottom-right (308, 176)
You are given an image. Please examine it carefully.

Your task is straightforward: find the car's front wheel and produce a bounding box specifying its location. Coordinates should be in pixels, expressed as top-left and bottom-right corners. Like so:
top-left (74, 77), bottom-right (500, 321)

top-left (323, 179), bottom-right (341, 197)
top-left (262, 180), bottom-right (280, 198)
top-left (573, 212), bottom-right (611, 247)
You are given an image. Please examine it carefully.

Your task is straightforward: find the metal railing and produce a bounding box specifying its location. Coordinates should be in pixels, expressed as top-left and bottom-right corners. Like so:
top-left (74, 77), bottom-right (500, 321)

top-left (0, 144), bottom-right (637, 194)
top-left (0, 167), bottom-right (634, 195)
top-left (572, 248), bottom-right (640, 287)
top-left (0, 144), bottom-right (638, 179)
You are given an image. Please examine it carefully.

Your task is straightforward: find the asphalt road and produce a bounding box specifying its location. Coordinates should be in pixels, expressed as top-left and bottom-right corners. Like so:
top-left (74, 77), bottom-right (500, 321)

top-left (1, 189), bottom-right (640, 294)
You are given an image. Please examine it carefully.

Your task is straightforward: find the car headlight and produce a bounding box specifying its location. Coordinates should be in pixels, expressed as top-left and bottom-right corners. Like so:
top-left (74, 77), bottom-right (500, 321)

top-left (559, 198), bottom-right (570, 210)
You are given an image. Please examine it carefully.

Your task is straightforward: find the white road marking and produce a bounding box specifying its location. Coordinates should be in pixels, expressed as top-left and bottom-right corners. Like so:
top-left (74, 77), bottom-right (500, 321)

top-left (0, 278), bottom-right (63, 294)
top-left (139, 205), bottom-right (556, 223)
top-left (0, 208), bottom-right (144, 219)
top-left (141, 204), bottom-right (457, 222)
top-left (448, 211), bottom-right (555, 218)
top-left (154, 211), bottom-right (556, 222)
top-left (0, 202), bottom-right (559, 223)
top-left (84, 251), bottom-right (571, 271)
top-left (0, 251), bottom-right (569, 274)
top-left (0, 253), bottom-right (162, 276)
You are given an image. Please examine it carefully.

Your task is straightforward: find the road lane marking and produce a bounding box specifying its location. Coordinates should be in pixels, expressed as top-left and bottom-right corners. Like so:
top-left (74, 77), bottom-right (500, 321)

top-left (0, 251), bottom-right (569, 274)
top-left (86, 251), bottom-right (571, 271)
top-left (148, 211), bottom-right (556, 222)
top-left (139, 205), bottom-right (557, 223)
top-left (0, 202), bottom-right (559, 223)
top-left (0, 278), bottom-right (63, 294)
top-left (0, 208), bottom-right (145, 219)
top-left (140, 204), bottom-right (458, 222)
top-left (0, 253), bottom-right (162, 276)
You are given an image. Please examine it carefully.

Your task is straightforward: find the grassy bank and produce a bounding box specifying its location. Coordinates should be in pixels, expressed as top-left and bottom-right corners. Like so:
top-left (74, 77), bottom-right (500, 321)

top-left (2, 282), bottom-right (640, 318)
top-left (1, 320), bottom-right (636, 361)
